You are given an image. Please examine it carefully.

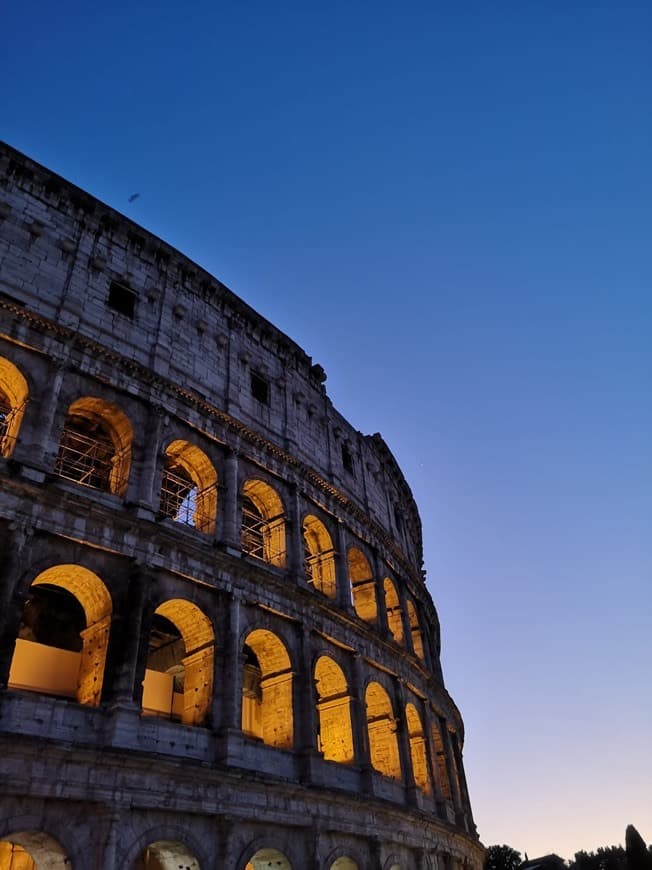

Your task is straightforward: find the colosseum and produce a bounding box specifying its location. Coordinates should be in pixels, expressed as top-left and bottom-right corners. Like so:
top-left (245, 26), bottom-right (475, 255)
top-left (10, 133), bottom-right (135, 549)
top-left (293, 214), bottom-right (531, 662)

top-left (0, 141), bottom-right (483, 870)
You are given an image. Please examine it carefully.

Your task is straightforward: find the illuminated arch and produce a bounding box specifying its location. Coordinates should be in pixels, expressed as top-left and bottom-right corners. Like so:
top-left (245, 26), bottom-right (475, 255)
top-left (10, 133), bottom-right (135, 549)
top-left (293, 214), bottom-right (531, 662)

top-left (133, 839), bottom-right (201, 869)
top-left (8, 564), bottom-right (112, 706)
top-left (245, 848), bottom-right (292, 870)
top-left (241, 479), bottom-right (286, 567)
top-left (406, 597), bottom-right (424, 660)
top-left (365, 681), bottom-right (401, 780)
top-left (406, 702), bottom-right (431, 795)
top-left (348, 547), bottom-right (377, 623)
top-left (159, 440), bottom-right (218, 535)
top-left (303, 515), bottom-right (336, 597)
top-left (314, 656), bottom-right (354, 763)
top-left (431, 719), bottom-right (452, 800)
top-left (0, 355), bottom-right (28, 457)
top-left (54, 396), bottom-right (133, 496)
top-left (330, 859), bottom-right (359, 870)
top-left (242, 628), bottom-right (293, 749)
top-left (142, 599), bottom-right (214, 726)
top-left (0, 831), bottom-right (69, 869)
top-left (383, 578), bottom-right (404, 645)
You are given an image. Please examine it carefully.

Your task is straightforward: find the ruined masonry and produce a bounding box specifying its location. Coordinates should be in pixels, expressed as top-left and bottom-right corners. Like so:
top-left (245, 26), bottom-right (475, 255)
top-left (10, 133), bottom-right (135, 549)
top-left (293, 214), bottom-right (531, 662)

top-left (0, 141), bottom-right (483, 870)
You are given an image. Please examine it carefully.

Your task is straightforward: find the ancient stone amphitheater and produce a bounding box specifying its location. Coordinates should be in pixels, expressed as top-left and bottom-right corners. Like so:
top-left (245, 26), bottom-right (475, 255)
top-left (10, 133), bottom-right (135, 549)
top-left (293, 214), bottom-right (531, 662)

top-left (0, 142), bottom-right (482, 870)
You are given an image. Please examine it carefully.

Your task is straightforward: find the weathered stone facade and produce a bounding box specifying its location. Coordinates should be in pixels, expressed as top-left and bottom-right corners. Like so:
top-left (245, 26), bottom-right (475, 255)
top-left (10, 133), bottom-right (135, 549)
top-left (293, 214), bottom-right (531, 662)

top-left (0, 142), bottom-right (483, 870)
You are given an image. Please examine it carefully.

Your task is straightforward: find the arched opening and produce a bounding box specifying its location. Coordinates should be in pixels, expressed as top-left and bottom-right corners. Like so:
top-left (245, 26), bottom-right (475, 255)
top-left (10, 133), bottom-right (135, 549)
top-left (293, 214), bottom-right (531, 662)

top-left (303, 515), bottom-right (336, 597)
top-left (330, 859), bottom-right (358, 870)
top-left (241, 629), bottom-right (293, 749)
top-left (159, 440), bottom-right (218, 535)
top-left (245, 849), bottom-right (291, 870)
top-left (406, 598), bottom-right (424, 660)
top-left (406, 702), bottom-right (431, 794)
top-left (8, 564), bottom-right (112, 706)
top-left (314, 656), bottom-right (354, 763)
top-left (142, 599), bottom-right (214, 726)
top-left (365, 681), bottom-right (401, 780)
top-left (347, 548), bottom-right (377, 623)
top-left (133, 840), bottom-right (200, 869)
top-left (383, 578), bottom-right (404, 645)
top-left (241, 480), bottom-right (286, 567)
top-left (431, 720), bottom-right (452, 799)
top-left (0, 356), bottom-right (28, 458)
top-left (0, 832), bottom-right (69, 869)
top-left (54, 396), bottom-right (133, 496)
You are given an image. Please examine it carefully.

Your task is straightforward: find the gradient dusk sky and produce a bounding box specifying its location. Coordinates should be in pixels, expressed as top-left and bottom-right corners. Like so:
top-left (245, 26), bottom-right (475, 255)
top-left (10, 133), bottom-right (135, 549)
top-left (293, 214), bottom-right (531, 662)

top-left (3, 1), bottom-right (651, 860)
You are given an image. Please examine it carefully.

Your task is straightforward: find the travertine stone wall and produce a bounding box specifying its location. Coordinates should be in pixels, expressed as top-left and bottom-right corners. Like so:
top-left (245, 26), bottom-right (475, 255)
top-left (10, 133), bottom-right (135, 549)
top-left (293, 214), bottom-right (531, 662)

top-left (0, 142), bottom-right (482, 870)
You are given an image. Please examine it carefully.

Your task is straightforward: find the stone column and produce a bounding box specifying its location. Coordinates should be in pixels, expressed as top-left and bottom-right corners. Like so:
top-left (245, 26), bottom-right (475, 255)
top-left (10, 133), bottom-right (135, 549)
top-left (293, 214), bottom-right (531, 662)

top-left (296, 624), bottom-right (320, 783)
top-left (451, 730), bottom-right (475, 832)
top-left (419, 696), bottom-right (438, 801)
top-left (101, 810), bottom-right (122, 870)
top-left (13, 362), bottom-right (66, 473)
top-left (131, 599), bottom-right (156, 712)
top-left (77, 614), bottom-right (111, 707)
top-left (0, 523), bottom-right (32, 688)
top-left (393, 677), bottom-right (418, 805)
top-left (441, 717), bottom-right (463, 811)
top-left (104, 568), bottom-right (148, 709)
top-left (287, 483), bottom-right (308, 588)
top-left (334, 520), bottom-right (352, 611)
top-left (130, 404), bottom-right (166, 514)
top-left (349, 652), bottom-right (372, 791)
top-left (372, 548), bottom-right (389, 637)
top-left (216, 593), bottom-right (244, 744)
top-left (215, 816), bottom-right (235, 869)
top-left (219, 449), bottom-right (240, 552)
top-left (399, 585), bottom-right (415, 656)
top-left (368, 838), bottom-right (383, 869)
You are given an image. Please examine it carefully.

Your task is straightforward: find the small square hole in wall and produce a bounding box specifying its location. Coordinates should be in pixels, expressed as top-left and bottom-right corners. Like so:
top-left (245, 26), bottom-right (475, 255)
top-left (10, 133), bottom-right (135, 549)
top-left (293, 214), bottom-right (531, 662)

top-left (251, 371), bottom-right (269, 405)
top-left (107, 281), bottom-right (136, 318)
top-left (342, 444), bottom-right (355, 475)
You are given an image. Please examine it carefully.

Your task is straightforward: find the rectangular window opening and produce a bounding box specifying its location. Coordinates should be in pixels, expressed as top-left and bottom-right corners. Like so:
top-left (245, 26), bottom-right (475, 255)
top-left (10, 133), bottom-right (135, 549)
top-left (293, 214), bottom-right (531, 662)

top-left (342, 444), bottom-right (355, 475)
top-left (251, 372), bottom-right (269, 405)
top-left (107, 281), bottom-right (136, 319)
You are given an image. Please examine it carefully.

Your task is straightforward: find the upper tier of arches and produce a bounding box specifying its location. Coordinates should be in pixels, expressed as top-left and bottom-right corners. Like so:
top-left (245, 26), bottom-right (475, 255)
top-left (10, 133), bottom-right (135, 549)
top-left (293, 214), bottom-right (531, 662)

top-left (0, 352), bottom-right (437, 672)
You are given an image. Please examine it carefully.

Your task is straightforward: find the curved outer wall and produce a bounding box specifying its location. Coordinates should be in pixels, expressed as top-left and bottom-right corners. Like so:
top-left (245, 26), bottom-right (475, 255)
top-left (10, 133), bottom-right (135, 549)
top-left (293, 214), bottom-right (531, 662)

top-left (0, 143), bottom-right (482, 870)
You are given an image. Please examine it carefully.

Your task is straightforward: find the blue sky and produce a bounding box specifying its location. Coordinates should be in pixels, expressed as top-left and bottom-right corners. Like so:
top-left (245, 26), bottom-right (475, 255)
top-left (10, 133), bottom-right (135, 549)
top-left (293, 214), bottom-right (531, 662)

top-left (4, 1), bottom-right (651, 859)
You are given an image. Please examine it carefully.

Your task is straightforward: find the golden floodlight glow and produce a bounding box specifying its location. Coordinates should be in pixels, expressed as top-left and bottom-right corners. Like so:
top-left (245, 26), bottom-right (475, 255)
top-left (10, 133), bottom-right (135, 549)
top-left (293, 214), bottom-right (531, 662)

top-left (365, 681), bottom-right (402, 781)
top-left (161, 439), bottom-right (218, 535)
top-left (314, 655), bottom-right (354, 763)
top-left (241, 479), bottom-right (287, 567)
top-left (303, 514), bottom-right (336, 597)
top-left (347, 547), bottom-right (378, 623)
top-left (383, 577), bottom-right (404, 645)
top-left (0, 354), bottom-right (29, 458)
top-left (151, 599), bottom-right (214, 726)
top-left (242, 628), bottom-right (293, 749)
top-left (406, 702), bottom-right (432, 795)
top-left (54, 396), bottom-right (134, 496)
top-left (8, 564), bottom-right (112, 708)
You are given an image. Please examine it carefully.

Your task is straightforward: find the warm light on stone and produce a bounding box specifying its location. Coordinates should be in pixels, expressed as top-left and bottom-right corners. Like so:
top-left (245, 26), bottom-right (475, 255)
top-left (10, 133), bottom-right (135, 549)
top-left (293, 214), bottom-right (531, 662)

top-left (0, 142), bottom-right (482, 869)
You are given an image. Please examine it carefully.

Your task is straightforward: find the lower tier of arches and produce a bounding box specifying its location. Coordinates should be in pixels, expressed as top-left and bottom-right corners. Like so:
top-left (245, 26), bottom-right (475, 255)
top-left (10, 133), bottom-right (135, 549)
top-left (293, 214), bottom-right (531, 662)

top-left (0, 738), bottom-right (484, 870)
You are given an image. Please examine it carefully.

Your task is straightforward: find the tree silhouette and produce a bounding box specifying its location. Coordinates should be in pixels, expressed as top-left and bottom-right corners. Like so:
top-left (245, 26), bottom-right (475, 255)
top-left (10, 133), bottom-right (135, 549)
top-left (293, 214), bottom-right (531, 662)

top-left (571, 846), bottom-right (626, 870)
top-left (484, 845), bottom-right (522, 870)
top-left (625, 826), bottom-right (652, 870)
